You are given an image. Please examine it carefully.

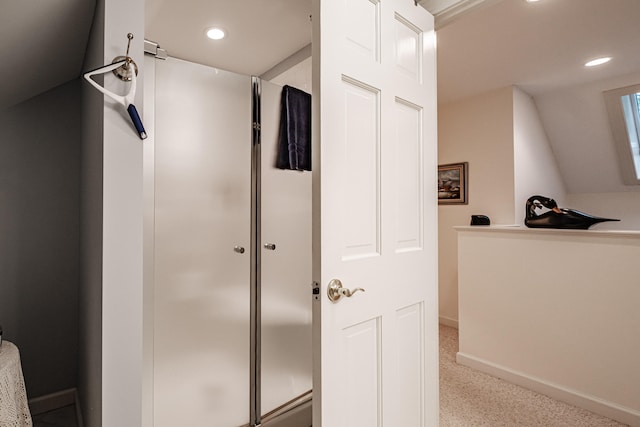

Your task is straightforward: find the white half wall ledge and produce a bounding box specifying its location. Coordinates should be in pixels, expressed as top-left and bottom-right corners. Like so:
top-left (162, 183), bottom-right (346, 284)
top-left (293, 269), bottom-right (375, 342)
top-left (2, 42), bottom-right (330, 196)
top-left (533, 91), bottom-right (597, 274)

top-left (455, 224), bottom-right (640, 237)
top-left (456, 225), bottom-right (640, 426)
top-left (456, 352), bottom-right (640, 427)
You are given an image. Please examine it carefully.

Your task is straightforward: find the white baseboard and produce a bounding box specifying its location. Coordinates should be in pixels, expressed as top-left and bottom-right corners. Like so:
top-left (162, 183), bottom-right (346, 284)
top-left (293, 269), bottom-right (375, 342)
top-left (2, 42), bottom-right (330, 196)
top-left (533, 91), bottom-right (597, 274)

top-left (28, 388), bottom-right (77, 415)
top-left (456, 352), bottom-right (640, 427)
top-left (439, 316), bottom-right (458, 329)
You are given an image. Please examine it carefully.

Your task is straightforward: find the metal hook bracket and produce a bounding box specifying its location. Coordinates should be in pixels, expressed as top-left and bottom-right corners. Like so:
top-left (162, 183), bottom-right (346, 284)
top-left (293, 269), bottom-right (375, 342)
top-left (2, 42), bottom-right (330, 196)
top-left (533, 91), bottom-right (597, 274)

top-left (112, 33), bottom-right (139, 81)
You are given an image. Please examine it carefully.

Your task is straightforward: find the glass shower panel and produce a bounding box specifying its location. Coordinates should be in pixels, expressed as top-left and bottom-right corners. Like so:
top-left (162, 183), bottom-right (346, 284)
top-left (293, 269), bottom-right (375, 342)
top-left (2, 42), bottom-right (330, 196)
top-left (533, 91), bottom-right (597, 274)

top-left (260, 80), bottom-right (313, 416)
top-left (153, 57), bottom-right (252, 427)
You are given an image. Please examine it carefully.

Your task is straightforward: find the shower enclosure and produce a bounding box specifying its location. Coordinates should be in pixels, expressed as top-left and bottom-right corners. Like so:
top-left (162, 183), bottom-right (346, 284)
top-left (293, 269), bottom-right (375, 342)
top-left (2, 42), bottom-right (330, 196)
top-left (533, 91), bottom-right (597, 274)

top-left (145, 52), bottom-right (312, 427)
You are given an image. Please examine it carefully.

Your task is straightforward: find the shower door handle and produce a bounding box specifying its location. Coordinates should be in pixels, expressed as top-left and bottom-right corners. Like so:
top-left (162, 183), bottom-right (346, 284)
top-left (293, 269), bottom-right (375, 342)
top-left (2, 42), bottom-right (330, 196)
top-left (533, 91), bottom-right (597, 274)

top-left (327, 279), bottom-right (365, 302)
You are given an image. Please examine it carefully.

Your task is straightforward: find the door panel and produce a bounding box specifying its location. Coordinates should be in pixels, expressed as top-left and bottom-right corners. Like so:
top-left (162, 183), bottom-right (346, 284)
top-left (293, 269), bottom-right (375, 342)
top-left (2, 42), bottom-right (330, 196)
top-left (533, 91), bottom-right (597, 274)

top-left (313, 0), bottom-right (438, 426)
top-left (394, 97), bottom-right (423, 252)
top-left (153, 57), bottom-right (252, 427)
top-left (394, 14), bottom-right (423, 82)
top-left (345, 0), bottom-right (380, 61)
top-left (395, 302), bottom-right (425, 425)
top-left (342, 317), bottom-right (382, 427)
top-left (341, 77), bottom-right (381, 260)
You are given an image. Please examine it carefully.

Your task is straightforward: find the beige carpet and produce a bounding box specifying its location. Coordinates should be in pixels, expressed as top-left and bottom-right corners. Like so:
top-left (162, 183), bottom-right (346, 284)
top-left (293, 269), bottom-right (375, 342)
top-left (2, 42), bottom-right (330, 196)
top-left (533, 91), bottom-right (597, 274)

top-left (439, 325), bottom-right (628, 427)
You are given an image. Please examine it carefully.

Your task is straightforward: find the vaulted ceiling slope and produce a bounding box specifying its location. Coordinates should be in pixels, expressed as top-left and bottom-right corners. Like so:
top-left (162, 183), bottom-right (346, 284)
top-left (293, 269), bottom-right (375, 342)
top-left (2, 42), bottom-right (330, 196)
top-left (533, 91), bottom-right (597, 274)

top-left (0, 0), bottom-right (95, 110)
top-left (437, 0), bottom-right (640, 194)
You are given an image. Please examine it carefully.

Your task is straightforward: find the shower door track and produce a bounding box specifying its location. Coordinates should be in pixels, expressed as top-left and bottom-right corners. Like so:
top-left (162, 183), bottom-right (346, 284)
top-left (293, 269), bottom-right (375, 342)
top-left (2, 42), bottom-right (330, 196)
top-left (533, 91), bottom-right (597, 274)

top-left (239, 390), bottom-right (312, 427)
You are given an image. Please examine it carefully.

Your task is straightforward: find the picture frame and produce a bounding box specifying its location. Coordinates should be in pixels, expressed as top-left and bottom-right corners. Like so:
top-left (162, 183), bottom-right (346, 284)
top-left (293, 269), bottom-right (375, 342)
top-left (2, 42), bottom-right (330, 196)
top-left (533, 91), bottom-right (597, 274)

top-left (438, 162), bottom-right (468, 205)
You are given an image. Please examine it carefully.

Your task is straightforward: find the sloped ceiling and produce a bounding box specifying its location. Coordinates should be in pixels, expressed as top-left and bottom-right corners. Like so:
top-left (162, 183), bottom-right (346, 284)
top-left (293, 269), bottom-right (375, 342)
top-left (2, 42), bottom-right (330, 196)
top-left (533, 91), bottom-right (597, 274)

top-left (0, 0), bottom-right (95, 110)
top-left (437, 0), bottom-right (640, 194)
top-left (1, 0), bottom-right (312, 111)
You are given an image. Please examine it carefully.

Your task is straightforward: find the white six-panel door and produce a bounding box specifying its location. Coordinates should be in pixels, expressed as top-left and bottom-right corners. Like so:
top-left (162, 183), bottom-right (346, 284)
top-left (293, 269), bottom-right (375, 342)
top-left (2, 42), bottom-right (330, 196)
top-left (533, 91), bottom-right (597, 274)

top-left (313, 0), bottom-right (438, 425)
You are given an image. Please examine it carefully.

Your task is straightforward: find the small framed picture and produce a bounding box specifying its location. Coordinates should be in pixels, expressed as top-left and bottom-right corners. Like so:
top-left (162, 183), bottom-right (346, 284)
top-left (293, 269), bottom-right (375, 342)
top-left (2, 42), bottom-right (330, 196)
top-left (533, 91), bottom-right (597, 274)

top-left (438, 162), bottom-right (468, 205)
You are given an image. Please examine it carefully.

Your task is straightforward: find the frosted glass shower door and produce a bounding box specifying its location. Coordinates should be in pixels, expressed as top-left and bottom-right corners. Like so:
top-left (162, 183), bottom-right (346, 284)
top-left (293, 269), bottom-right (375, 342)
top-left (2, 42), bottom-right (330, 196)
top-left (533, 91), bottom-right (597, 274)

top-left (153, 57), bottom-right (252, 427)
top-left (260, 81), bottom-right (313, 416)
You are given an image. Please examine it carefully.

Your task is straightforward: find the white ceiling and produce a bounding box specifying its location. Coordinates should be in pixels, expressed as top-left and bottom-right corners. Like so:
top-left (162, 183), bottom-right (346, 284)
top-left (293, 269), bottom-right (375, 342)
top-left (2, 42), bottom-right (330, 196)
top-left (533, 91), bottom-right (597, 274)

top-left (142, 0), bottom-right (469, 77)
top-left (145, 0), bottom-right (640, 106)
top-left (145, 0), bottom-right (313, 76)
top-left (436, 0), bottom-right (640, 104)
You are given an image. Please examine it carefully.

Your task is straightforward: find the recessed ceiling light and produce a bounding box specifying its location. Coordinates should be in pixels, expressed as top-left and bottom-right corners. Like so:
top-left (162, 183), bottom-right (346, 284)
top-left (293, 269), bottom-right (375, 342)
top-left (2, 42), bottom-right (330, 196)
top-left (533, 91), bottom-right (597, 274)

top-left (585, 57), bottom-right (612, 67)
top-left (526, 0), bottom-right (540, 2)
top-left (206, 28), bottom-right (226, 40)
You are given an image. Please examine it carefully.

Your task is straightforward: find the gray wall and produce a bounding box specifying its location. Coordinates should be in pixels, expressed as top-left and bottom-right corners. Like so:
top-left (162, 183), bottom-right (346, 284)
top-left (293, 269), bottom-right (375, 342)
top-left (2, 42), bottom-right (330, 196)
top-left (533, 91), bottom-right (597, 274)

top-left (78, 0), bottom-right (104, 424)
top-left (0, 79), bottom-right (81, 398)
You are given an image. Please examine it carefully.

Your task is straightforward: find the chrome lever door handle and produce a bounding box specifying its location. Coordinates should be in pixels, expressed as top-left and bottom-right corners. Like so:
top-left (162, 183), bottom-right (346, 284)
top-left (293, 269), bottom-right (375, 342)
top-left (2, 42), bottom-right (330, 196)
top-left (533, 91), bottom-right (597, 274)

top-left (327, 279), bottom-right (365, 302)
top-left (341, 287), bottom-right (365, 297)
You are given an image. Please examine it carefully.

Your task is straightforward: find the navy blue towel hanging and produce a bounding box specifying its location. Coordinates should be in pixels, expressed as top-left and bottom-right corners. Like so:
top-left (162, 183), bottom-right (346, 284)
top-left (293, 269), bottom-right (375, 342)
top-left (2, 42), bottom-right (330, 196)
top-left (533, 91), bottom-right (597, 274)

top-left (276, 85), bottom-right (312, 171)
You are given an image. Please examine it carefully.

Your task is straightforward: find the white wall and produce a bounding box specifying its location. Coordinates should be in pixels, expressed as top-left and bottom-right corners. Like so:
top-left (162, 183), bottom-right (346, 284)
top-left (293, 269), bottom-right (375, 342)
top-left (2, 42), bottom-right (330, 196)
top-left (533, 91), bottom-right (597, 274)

top-left (513, 87), bottom-right (567, 223)
top-left (101, 0), bottom-right (145, 423)
top-left (79, 0), bottom-right (146, 425)
top-left (437, 86), bottom-right (515, 325)
top-left (438, 85), bottom-right (566, 325)
top-left (566, 192), bottom-right (640, 230)
top-left (270, 56), bottom-right (312, 94)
